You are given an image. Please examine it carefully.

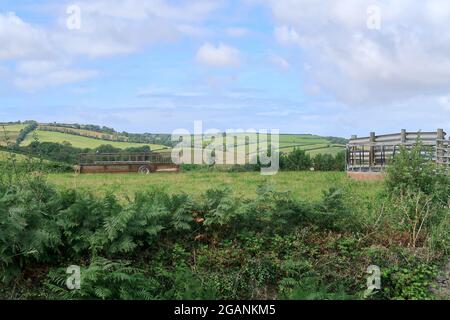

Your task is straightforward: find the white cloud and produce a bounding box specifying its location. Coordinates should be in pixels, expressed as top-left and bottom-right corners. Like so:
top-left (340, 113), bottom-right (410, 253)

top-left (437, 95), bottom-right (450, 111)
top-left (74, 0), bottom-right (222, 22)
top-left (137, 85), bottom-right (205, 98)
top-left (0, 12), bottom-right (54, 60)
top-left (51, 0), bottom-right (223, 58)
top-left (274, 25), bottom-right (300, 46)
top-left (16, 60), bottom-right (61, 76)
top-left (256, 109), bottom-right (303, 117)
top-left (226, 27), bottom-right (249, 37)
top-left (263, 0), bottom-right (450, 107)
top-left (177, 24), bottom-right (212, 37)
top-left (14, 67), bottom-right (98, 91)
top-left (269, 54), bottom-right (290, 70)
top-left (196, 42), bottom-right (241, 67)
top-left (0, 0), bottom-right (223, 90)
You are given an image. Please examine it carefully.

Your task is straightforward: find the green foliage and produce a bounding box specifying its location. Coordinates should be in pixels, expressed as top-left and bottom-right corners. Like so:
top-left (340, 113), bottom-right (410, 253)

top-left (14, 121), bottom-right (37, 147)
top-left (384, 142), bottom-right (449, 253)
top-left (0, 176), bottom-right (62, 282)
top-left (313, 152), bottom-right (346, 171)
top-left (179, 150), bottom-right (346, 173)
top-left (311, 188), bottom-right (351, 230)
top-left (280, 276), bottom-right (354, 300)
top-left (381, 264), bottom-right (438, 300)
top-left (25, 141), bottom-right (89, 164)
top-left (46, 257), bottom-right (158, 300)
top-left (19, 141), bottom-right (156, 166)
top-left (40, 122), bottom-right (175, 147)
top-left (280, 148), bottom-right (312, 171)
top-left (0, 149), bottom-right (447, 300)
top-left (386, 142), bottom-right (449, 204)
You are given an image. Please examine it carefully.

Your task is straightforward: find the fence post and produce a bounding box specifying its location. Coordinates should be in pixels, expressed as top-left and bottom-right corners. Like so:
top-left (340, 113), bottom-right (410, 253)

top-left (437, 129), bottom-right (444, 165)
top-left (350, 135), bottom-right (357, 168)
top-left (369, 132), bottom-right (376, 170)
top-left (400, 129), bottom-right (406, 144)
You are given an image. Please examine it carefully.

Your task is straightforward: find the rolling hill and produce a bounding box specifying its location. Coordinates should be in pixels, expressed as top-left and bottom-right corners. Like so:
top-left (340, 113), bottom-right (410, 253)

top-left (21, 130), bottom-right (170, 151)
top-left (3, 121), bottom-right (347, 156)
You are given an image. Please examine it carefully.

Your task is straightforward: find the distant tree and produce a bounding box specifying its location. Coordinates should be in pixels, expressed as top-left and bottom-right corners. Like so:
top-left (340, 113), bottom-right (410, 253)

top-left (93, 145), bottom-right (121, 154)
top-left (280, 148), bottom-right (312, 171)
top-left (14, 121), bottom-right (38, 147)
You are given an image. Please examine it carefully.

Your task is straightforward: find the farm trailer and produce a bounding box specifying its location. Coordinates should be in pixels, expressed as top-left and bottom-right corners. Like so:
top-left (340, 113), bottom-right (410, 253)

top-left (346, 129), bottom-right (449, 180)
top-left (78, 152), bottom-right (180, 174)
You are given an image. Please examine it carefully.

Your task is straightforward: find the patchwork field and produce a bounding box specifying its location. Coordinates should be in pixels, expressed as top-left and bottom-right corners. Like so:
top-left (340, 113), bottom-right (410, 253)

top-left (193, 133), bottom-right (346, 156)
top-left (0, 124), bottom-right (26, 146)
top-left (3, 121), bottom-right (346, 157)
top-left (21, 130), bottom-right (170, 151)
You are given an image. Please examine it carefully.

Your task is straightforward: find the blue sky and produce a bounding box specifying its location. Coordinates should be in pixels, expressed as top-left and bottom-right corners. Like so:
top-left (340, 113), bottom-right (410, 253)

top-left (1, 0), bottom-right (449, 137)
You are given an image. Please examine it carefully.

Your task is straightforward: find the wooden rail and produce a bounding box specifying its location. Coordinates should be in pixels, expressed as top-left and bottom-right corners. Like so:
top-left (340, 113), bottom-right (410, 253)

top-left (346, 129), bottom-right (449, 172)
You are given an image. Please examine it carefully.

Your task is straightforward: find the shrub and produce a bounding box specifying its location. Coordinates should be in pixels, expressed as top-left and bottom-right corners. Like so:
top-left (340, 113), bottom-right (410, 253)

top-left (14, 121), bottom-right (37, 147)
top-left (313, 152), bottom-right (345, 171)
top-left (385, 142), bottom-right (449, 204)
top-left (381, 264), bottom-right (438, 300)
top-left (46, 257), bottom-right (158, 300)
top-left (280, 148), bottom-right (312, 171)
top-left (383, 142), bottom-right (449, 253)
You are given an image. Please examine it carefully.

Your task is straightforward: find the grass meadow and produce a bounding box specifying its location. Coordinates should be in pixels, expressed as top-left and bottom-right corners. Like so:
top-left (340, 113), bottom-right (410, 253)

top-left (47, 171), bottom-right (383, 201)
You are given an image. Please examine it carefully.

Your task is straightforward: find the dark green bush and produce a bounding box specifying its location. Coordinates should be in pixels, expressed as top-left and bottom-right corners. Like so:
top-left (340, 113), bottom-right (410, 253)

top-left (381, 264), bottom-right (438, 300)
top-left (383, 142), bottom-right (449, 253)
top-left (280, 148), bottom-right (312, 171)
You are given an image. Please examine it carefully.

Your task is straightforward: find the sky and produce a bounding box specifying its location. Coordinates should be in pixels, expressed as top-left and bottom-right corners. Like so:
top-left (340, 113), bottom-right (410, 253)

top-left (0, 0), bottom-right (449, 137)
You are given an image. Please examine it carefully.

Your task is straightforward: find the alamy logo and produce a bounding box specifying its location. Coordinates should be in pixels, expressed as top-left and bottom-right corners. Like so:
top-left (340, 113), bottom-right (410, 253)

top-left (66, 265), bottom-right (81, 290)
top-left (171, 121), bottom-right (280, 175)
top-left (66, 5), bottom-right (81, 30)
top-left (365, 265), bottom-right (381, 296)
top-left (366, 5), bottom-right (381, 30)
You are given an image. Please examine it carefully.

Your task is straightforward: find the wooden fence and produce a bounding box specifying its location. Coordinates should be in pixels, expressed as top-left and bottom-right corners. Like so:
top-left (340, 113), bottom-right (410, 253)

top-left (346, 129), bottom-right (449, 172)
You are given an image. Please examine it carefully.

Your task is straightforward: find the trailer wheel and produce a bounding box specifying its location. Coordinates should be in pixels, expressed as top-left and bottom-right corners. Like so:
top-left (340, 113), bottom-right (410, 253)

top-left (138, 165), bottom-right (151, 174)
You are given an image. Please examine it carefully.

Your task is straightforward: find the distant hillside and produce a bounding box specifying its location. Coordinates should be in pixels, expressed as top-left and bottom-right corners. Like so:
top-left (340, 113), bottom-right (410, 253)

top-left (1, 121), bottom-right (347, 156)
top-left (21, 130), bottom-right (170, 151)
top-left (37, 122), bottom-right (175, 147)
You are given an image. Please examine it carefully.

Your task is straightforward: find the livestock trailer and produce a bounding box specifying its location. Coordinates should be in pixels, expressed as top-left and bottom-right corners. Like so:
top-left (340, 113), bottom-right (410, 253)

top-left (78, 152), bottom-right (179, 174)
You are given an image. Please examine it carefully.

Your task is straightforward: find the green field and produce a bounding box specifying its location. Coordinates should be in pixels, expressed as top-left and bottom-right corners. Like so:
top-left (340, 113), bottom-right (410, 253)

top-left (0, 124), bottom-right (26, 146)
top-left (47, 171), bottom-right (383, 201)
top-left (22, 130), bottom-right (345, 155)
top-left (0, 150), bottom-right (28, 160)
top-left (21, 130), bottom-right (170, 151)
top-left (190, 133), bottom-right (345, 156)
top-left (38, 125), bottom-right (121, 140)
top-left (4, 121), bottom-right (346, 156)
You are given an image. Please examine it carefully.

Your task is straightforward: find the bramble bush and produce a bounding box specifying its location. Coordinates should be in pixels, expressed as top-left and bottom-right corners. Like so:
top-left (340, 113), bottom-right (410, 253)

top-left (373, 142), bottom-right (449, 299)
top-left (383, 142), bottom-right (449, 253)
